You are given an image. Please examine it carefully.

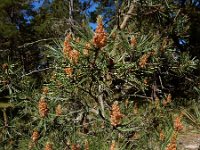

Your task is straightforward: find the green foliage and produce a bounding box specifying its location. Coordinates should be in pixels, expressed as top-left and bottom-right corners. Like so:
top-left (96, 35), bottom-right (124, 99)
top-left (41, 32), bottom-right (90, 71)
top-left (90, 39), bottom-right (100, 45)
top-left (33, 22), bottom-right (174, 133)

top-left (1, 0), bottom-right (200, 149)
top-left (5, 17), bottom-right (195, 149)
top-left (32, 0), bottom-right (83, 38)
top-left (0, 0), bottom-right (29, 49)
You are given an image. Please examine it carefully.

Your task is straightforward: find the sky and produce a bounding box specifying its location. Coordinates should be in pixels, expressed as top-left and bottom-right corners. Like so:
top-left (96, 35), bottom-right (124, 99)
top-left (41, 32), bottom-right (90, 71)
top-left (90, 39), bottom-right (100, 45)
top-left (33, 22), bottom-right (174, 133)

top-left (31, 0), bottom-right (99, 30)
top-left (32, 0), bottom-right (44, 10)
top-left (81, 0), bottom-right (99, 30)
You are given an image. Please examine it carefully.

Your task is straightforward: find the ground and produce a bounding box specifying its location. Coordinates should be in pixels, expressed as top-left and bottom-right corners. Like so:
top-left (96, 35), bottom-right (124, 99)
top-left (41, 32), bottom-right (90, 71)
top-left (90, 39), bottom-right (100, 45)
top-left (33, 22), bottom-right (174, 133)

top-left (178, 131), bottom-right (200, 150)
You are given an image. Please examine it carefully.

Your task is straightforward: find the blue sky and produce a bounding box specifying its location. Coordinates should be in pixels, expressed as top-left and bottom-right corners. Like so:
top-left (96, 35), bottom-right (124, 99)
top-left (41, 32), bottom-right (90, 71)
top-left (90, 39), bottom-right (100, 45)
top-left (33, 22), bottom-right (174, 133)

top-left (80, 0), bottom-right (99, 29)
top-left (32, 0), bottom-right (44, 10)
top-left (31, 0), bottom-right (99, 29)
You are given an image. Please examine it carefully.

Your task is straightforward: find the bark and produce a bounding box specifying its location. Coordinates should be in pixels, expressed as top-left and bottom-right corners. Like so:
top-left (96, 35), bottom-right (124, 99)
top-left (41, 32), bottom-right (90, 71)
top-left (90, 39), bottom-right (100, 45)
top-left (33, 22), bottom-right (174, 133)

top-left (120, 2), bottom-right (135, 29)
top-left (69, 0), bottom-right (74, 33)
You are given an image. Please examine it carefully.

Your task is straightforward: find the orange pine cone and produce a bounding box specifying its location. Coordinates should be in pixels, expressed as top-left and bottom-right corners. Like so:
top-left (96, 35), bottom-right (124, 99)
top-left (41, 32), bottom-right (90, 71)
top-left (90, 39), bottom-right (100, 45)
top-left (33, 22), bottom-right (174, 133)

top-left (31, 130), bottom-right (40, 143)
top-left (130, 36), bottom-right (137, 47)
top-left (84, 140), bottom-right (89, 150)
top-left (83, 43), bottom-right (91, 56)
top-left (110, 101), bottom-right (123, 126)
top-left (174, 115), bottom-right (184, 132)
top-left (2, 63), bottom-right (9, 70)
top-left (68, 49), bottom-right (80, 64)
top-left (55, 104), bottom-right (62, 116)
top-left (64, 67), bottom-right (73, 77)
top-left (44, 142), bottom-right (53, 150)
top-left (110, 140), bottom-right (116, 150)
top-left (63, 34), bottom-right (73, 58)
top-left (93, 16), bottom-right (107, 49)
top-left (139, 53), bottom-right (150, 68)
top-left (42, 86), bottom-right (49, 95)
top-left (165, 132), bottom-right (177, 150)
top-left (38, 97), bottom-right (49, 118)
top-left (159, 130), bottom-right (165, 141)
top-left (71, 144), bottom-right (80, 150)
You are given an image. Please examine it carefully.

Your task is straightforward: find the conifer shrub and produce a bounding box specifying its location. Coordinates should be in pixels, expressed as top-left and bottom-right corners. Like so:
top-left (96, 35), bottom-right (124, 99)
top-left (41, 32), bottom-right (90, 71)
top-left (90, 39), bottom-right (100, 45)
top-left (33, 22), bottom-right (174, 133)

top-left (10, 15), bottom-right (196, 149)
top-left (0, 13), bottom-right (200, 149)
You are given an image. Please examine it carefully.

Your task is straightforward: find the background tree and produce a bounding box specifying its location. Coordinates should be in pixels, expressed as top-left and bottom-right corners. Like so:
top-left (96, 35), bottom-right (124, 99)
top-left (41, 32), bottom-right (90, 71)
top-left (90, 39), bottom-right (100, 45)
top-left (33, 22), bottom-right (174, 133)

top-left (0, 0), bottom-right (33, 51)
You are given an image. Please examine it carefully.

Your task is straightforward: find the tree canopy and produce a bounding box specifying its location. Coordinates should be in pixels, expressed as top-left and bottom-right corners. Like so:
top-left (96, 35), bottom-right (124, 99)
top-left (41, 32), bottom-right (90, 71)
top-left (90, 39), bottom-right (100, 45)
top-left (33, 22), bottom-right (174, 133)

top-left (1, 0), bottom-right (200, 149)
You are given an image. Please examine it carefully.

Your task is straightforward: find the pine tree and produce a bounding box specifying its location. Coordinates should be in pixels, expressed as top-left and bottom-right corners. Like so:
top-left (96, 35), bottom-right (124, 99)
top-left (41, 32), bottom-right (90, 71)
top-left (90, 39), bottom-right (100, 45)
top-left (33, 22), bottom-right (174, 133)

top-left (1, 1), bottom-right (200, 149)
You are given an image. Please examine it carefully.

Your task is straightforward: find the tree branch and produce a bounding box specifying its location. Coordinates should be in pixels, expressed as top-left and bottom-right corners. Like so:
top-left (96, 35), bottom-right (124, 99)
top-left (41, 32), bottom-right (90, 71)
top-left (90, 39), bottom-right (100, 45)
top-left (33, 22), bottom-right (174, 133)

top-left (0, 38), bottom-right (54, 52)
top-left (120, 2), bottom-right (136, 29)
top-left (20, 67), bottom-right (54, 78)
top-left (17, 38), bottom-right (54, 49)
top-left (68, 0), bottom-right (74, 33)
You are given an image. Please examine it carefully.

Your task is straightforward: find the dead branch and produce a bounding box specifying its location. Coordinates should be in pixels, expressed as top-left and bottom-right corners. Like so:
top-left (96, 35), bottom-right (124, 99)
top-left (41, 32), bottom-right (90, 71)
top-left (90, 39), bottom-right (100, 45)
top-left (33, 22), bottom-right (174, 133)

top-left (17, 38), bottom-right (54, 49)
top-left (20, 67), bottom-right (54, 78)
top-left (120, 2), bottom-right (136, 29)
